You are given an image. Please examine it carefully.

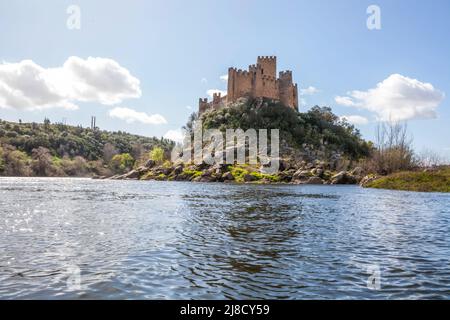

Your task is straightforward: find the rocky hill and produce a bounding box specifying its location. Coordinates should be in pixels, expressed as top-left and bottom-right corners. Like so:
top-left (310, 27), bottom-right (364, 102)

top-left (111, 98), bottom-right (372, 185)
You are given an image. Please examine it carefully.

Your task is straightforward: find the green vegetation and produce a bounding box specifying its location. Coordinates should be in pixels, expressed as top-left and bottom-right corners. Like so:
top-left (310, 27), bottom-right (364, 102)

top-left (0, 119), bottom-right (173, 177)
top-left (150, 146), bottom-right (165, 165)
top-left (195, 98), bottom-right (371, 160)
top-left (365, 167), bottom-right (450, 193)
top-left (229, 165), bottom-right (280, 183)
top-left (110, 153), bottom-right (135, 174)
top-left (229, 165), bottom-right (249, 182)
top-left (182, 168), bottom-right (202, 178)
top-left (249, 171), bottom-right (281, 183)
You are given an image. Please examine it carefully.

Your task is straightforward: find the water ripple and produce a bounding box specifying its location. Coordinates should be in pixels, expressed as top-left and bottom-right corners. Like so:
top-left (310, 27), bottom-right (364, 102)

top-left (0, 177), bottom-right (449, 299)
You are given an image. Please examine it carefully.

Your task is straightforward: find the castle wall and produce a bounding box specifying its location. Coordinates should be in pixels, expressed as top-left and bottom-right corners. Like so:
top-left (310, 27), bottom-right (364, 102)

top-left (254, 74), bottom-right (279, 100)
top-left (234, 69), bottom-right (253, 99)
top-left (293, 84), bottom-right (298, 111)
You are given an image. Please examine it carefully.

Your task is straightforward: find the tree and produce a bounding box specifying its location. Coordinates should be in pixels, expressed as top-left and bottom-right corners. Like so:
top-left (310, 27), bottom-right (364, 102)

top-left (367, 122), bottom-right (416, 174)
top-left (417, 149), bottom-right (446, 168)
top-left (31, 147), bottom-right (54, 176)
top-left (102, 143), bottom-right (118, 163)
top-left (110, 153), bottom-right (134, 173)
top-left (3, 147), bottom-right (31, 176)
top-left (149, 147), bottom-right (164, 164)
top-left (182, 112), bottom-right (199, 135)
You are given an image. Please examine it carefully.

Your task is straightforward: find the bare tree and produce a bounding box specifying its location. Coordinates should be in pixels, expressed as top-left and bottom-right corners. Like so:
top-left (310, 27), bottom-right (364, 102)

top-left (102, 143), bottom-right (118, 163)
top-left (368, 121), bottom-right (416, 174)
top-left (417, 148), bottom-right (445, 168)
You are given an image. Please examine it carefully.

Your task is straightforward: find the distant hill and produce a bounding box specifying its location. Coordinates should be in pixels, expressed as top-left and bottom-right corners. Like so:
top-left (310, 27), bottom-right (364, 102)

top-left (0, 119), bottom-right (173, 177)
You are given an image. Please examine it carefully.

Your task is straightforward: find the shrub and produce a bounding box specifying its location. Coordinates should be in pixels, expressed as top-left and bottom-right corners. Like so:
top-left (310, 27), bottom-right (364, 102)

top-left (150, 147), bottom-right (165, 164)
top-left (199, 99), bottom-right (370, 160)
top-left (0, 146), bottom-right (4, 173)
top-left (110, 153), bottom-right (135, 174)
top-left (4, 148), bottom-right (31, 176)
top-left (31, 147), bottom-right (55, 176)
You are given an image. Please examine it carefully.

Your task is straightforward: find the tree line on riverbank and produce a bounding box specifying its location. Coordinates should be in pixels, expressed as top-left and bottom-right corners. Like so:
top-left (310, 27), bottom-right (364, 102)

top-left (0, 119), bottom-right (173, 177)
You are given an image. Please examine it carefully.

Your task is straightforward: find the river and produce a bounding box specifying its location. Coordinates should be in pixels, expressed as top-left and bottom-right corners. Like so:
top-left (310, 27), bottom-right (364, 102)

top-left (0, 177), bottom-right (449, 299)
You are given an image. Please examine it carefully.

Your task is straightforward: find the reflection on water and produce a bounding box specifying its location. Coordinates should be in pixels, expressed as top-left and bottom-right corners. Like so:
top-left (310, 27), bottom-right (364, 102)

top-left (0, 177), bottom-right (449, 299)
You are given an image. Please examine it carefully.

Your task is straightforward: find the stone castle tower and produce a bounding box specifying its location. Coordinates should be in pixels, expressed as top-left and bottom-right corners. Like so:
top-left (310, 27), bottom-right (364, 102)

top-left (199, 56), bottom-right (298, 113)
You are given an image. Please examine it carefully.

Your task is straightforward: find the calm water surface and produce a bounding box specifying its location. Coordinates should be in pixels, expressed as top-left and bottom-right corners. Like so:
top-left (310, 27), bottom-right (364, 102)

top-left (0, 177), bottom-right (449, 299)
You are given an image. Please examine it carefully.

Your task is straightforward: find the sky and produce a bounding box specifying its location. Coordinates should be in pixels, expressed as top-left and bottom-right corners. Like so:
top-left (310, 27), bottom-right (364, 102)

top-left (0, 0), bottom-right (449, 158)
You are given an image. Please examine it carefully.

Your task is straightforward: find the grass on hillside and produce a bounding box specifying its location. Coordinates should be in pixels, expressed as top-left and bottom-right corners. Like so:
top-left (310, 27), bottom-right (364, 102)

top-left (365, 167), bottom-right (450, 193)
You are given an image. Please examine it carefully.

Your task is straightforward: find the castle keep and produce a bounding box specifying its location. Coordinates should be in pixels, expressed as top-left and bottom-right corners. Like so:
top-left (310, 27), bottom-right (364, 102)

top-left (199, 56), bottom-right (299, 113)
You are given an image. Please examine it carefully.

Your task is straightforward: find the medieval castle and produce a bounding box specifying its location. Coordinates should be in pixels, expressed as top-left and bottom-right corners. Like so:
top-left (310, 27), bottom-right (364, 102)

top-left (199, 56), bottom-right (299, 113)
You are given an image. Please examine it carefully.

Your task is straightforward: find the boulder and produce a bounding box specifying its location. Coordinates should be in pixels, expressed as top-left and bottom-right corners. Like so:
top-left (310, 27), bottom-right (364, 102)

top-left (243, 174), bottom-right (257, 182)
top-left (359, 175), bottom-right (379, 187)
top-left (311, 168), bottom-right (324, 177)
top-left (304, 176), bottom-right (324, 185)
top-left (173, 165), bottom-right (184, 175)
top-left (331, 171), bottom-right (357, 185)
top-left (122, 170), bottom-right (140, 179)
top-left (305, 162), bottom-right (315, 170)
top-left (293, 170), bottom-right (311, 180)
top-left (279, 169), bottom-right (295, 182)
top-left (351, 167), bottom-right (364, 176)
top-left (222, 172), bottom-right (234, 181)
top-left (200, 176), bottom-right (216, 183)
top-left (279, 159), bottom-right (291, 171)
top-left (144, 159), bottom-right (156, 168)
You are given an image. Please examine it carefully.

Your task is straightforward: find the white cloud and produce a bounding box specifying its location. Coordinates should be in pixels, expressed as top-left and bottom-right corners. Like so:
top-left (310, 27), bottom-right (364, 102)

top-left (201, 78), bottom-right (208, 84)
top-left (109, 107), bottom-right (167, 125)
top-left (300, 86), bottom-right (319, 95)
top-left (207, 89), bottom-right (227, 99)
top-left (164, 129), bottom-right (185, 143)
top-left (0, 57), bottom-right (141, 111)
top-left (220, 74), bottom-right (228, 82)
top-left (335, 96), bottom-right (356, 107)
top-left (186, 105), bottom-right (192, 110)
top-left (335, 74), bottom-right (445, 121)
top-left (339, 115), bottom-right (369, 125)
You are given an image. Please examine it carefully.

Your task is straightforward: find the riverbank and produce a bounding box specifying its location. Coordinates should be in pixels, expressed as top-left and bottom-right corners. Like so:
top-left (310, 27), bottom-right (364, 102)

top-left (104, 160), bottom-right (365, 185)
top-left (103, 162), bottom-right (450, 193)
top-left (362, 167), bottom-right (450, 193)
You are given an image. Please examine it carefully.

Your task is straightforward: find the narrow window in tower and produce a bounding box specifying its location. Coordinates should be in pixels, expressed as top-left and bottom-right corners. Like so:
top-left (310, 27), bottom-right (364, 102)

top-left (261, 69), bottom-right (264, 74)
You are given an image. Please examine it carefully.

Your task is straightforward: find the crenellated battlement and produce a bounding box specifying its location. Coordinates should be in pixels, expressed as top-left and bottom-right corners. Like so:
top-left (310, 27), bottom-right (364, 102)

top-left (236, 69), bottom-right (251, 77)
top-left (257, 55), bottom-right (277, 61)
top-left (200, 56), bottom-right (298, 113)
top-left (279, 70), bottom-right (292, 77)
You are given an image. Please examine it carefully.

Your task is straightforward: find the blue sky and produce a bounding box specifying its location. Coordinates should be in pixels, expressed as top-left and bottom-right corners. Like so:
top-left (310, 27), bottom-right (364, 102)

top-left (0, 0), bottom-right (449, 158)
